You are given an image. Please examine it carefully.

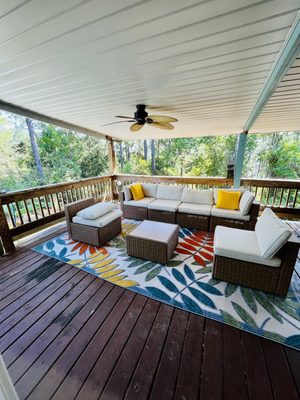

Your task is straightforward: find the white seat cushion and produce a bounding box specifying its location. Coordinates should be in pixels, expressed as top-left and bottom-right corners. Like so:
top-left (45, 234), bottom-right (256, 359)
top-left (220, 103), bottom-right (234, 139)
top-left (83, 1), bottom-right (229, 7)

top-left (73, 209), bottom-right (122, 228)
top-left (178, 203), bottom-right (212, 216)
top-left (124, 197), bottom-right (155, 208)
top-left (141, 183), bottom-right (157, 198)
top-left (128, 220), bottom-right (178, 244)
top-left (181, 188), bottom-right (213, 205)
top-left (214, 226), bottom-right (281, 267)
top-left (148, 199), bottom-right (181, 212)
top-left (211, 206), bottom-right (250, 221)
top-left (239, 190), bottom-right (255, 216)
top-left (77, 202), bottom-right (116, 220)
top-left (157, 185), bottom-right (184, 201)
top-left (255, 208), bottom-right (292, 259)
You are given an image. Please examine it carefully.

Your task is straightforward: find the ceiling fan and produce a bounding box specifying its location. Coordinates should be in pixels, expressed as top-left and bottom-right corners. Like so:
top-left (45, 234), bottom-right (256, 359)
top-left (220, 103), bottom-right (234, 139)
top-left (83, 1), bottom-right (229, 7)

top-left (102, 104), bottom-right (178, 132)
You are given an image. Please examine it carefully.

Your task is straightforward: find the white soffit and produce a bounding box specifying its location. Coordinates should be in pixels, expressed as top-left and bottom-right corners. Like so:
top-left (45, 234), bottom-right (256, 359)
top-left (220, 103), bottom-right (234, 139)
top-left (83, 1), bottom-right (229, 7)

top-left (252, 56), bottom-right (300, 132)
top-left (0, 0), bottom-right (299, 140)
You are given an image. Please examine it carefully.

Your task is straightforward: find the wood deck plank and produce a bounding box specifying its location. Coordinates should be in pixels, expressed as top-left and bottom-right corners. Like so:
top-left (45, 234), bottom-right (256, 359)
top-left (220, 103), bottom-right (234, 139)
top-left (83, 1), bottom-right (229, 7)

top-left (9, 277), bottom-right (104, 384)
top-left (124, 303), bottom-right (174, 400)
top-left (285, 347), bottom-right (300, 395)
top-left (262, 339), bottom-right (299, 400)
top-left (3, 273), bottom-right (95, 366)
top-left (0, 252), bottom-right (45, 282)
top-left (199, 319), bottom-right (223, 400)
top-left (99, 298), bottom-right (160, 400)
top-left (174, 313), bottom-right (205, 400)
top-left (149, 308), bottom-right (189, 400)
top-left (75, 295), bottom-right (147, 400)
top-left (241, 331), bottom-right (274, 400)
top-left (51, 289), bottom-right (136, 400)
top-left (223, 324), bottom-right (248, 400)
top-left (0, 262), bottom-right (74, 326)
top-left (0, 258), bottom-right (61, 301)
top-left (15, 282), bottom-right (118, 399)
top-left (0, 266), bottom-right (83, 353)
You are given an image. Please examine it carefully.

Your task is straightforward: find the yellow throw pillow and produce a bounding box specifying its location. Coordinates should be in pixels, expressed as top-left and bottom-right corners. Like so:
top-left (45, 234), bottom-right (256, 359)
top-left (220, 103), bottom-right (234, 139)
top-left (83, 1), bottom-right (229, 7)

top-left (216, 190), bottom-right (241, 210)
top-left (130, 183), bottom-right (144, 201)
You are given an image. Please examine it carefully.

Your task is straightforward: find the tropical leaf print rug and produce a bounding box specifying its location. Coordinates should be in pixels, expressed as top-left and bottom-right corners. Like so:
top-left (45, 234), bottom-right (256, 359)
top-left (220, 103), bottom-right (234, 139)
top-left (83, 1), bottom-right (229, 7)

top-left (33, 220), bottom-right (300, 350)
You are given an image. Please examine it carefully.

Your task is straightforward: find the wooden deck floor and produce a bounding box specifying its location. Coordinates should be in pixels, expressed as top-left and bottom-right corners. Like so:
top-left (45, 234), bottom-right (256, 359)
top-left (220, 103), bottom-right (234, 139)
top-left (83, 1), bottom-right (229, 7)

top-left (0, 223), bottom-right (299, 400)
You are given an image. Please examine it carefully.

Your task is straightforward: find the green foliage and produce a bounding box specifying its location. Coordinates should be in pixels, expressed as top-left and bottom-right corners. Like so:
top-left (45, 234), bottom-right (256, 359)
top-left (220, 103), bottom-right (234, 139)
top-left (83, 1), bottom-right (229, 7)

top-left (0, 111), bottom-right (299, 193)
top-left (0, 114), bottom-right (108, 191)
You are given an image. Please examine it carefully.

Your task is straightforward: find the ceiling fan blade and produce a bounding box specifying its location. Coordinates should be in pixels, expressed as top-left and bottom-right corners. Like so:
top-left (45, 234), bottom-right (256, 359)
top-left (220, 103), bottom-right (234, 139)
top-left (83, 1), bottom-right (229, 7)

top-left (150, 122), bottom-right (175, 130)
top-left (115, 115), bottom-right (134, 119)
top-left (102, 120), bottom-right (134, 126)
top-left (130, 123), bottom-right (143, 132)
top-left (148, 115), bottom-right (178, 123)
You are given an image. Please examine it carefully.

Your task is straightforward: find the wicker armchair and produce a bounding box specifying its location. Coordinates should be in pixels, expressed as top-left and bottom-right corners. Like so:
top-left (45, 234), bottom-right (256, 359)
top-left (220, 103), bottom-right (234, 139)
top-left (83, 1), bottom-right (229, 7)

top-left (212, 214), bottom-right (300, 296)
top-left (65, 198), bottom-right (122, 247)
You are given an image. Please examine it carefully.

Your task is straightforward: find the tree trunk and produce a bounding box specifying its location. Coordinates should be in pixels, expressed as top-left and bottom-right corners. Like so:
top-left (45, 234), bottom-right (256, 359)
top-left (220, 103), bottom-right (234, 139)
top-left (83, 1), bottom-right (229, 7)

top-left (143, 140), bottom-right (148, 160)
top-left (119, 142), bottom-right (124, 169)
top-left (25, 118), bottom-right (45, 184)
top-left (151, 140), bottom-right (156, 175)
top-left (125, 142), bottom-right (130, 161)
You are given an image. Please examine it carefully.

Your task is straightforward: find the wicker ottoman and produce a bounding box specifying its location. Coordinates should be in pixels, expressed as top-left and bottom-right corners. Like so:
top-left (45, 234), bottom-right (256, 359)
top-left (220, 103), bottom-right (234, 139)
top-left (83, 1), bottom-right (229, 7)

top-left (126, 220), bottom-right (179, 264)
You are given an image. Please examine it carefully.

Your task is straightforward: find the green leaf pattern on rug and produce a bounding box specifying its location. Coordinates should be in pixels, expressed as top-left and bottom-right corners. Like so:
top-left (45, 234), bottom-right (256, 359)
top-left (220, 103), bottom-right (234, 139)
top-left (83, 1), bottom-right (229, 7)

top-left (232, 302), bottom-right (258, 328)
top-left (240, 287), bottom-right (257, 314)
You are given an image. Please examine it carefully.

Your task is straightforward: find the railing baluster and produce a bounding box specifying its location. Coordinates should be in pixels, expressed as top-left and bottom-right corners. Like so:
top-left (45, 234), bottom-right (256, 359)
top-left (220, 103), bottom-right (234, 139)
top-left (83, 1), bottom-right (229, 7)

top-left (51, 194), bottom-right (57, 213)
top-left (266, 187), bottom-right (271, 206)
top-left (44, 195), bottom-right (51, 215)
top-left (279, 188), bottom-right (284, 207)
top-left (55, 193), bottom-right (62, 211)
top-left (7, 204), bottom-right (17, 228)
top-left (38, 197), bottom-right (45, 218)
top-left (260, 187), bottom-right (264, 204)
top-left (15, 201), bottom-right (24, 225)
top-left (292, 189), bottom-right (298, 208)
top-left (31, 199), bottom-right (39, 220)
top-left (286, 189), bottom-right (292, 207)
top-left (271, 188), bottom-right (277, 206)
top-left (23, 200), bottom-right (32, 223)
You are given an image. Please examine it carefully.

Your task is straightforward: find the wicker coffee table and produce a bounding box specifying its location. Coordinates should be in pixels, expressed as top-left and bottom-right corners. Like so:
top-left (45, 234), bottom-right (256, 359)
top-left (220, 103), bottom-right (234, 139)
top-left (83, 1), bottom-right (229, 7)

top-left (126, 220), bottom-right (179, 264)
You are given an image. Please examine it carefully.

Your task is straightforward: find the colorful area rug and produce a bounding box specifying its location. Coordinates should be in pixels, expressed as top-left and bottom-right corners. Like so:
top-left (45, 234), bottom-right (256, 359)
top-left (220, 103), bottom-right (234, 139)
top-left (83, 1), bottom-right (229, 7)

top-left (33, 220), bottom-right (300, 350)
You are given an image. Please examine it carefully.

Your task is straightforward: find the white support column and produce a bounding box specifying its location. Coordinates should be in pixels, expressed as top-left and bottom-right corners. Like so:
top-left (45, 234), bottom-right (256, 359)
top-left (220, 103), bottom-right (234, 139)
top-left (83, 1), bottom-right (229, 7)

top-left (234, 132), bottom-right (248, 188)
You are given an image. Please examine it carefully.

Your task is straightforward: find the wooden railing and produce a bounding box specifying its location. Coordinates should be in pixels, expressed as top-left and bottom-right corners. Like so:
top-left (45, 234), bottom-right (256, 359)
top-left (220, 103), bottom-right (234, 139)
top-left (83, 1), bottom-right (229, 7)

top-left (240, 178), bottom-right (300, 215)
top-left (114, 174), bottom-right (234, 189)
top-left (0, 175), bottom-right (114, 253)
top-left (0, 173), bottom-right (299, 254)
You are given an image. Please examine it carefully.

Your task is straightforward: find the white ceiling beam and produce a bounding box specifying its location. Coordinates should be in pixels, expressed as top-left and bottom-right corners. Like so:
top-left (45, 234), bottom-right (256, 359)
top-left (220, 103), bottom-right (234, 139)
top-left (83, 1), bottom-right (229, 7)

top-left (243, 11), bottom-right (300, 132)
top-left (0, 99), bottom-right (107, 140)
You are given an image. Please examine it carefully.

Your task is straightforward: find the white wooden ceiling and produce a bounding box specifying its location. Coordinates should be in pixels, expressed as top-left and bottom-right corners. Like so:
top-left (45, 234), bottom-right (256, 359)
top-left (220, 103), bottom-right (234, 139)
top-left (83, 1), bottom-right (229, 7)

top-left (0, 0), bottom-right (299, 140)
top-left (252, 56), bottom-right (300, 132)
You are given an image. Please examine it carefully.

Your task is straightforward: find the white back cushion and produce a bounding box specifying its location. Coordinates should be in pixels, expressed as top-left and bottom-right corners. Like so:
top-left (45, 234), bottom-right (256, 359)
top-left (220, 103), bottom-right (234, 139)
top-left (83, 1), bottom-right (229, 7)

top-left (213, 187), bottom-right (245, 204)
top-left (157, 185), bottom-right (184, 201)
top-left (239, 190), bottom-right (255, 216)
top-left (141, 183), bottom-right (157, 198)
top-left (255, 208), bottom-right (292, 259)
top-left (124, 185), bottom-right (132, 201)
top-left (77, 202), bottom-right (116, 220)
top-left (182, 188), bottom-right (213, 205)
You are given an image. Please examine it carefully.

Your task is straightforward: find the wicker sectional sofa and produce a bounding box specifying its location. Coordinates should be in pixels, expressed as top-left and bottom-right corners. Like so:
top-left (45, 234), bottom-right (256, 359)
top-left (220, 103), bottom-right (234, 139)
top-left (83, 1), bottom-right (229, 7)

top-left (119, 183), bottom-right (260, 231)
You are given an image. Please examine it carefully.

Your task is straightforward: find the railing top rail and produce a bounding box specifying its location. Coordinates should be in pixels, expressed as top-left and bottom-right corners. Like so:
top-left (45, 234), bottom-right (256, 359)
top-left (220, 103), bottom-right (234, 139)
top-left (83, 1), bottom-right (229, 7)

top-left (241, 178), bottom-right (300, 188)
top-left (114, 174), bottom-right (233, 184)
top-left (0, 174), bottom-right (113, 204)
